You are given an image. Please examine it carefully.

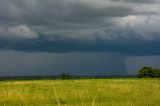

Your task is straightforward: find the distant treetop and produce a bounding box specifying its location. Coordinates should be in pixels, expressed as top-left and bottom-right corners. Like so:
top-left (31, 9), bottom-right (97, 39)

top-left (137, 66), bottom-right (160, 78)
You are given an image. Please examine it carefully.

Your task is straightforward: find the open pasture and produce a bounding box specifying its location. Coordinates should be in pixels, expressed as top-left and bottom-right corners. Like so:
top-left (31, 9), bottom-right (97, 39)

top-left (0, 79), bottom-right (159, 106)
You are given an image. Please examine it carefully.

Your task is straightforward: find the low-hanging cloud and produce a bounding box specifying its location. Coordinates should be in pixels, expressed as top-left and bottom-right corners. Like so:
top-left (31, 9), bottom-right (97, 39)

top-left (0, 0), bottom-right (160, 55)
top-left (0, 25), bottom-right (38, 39)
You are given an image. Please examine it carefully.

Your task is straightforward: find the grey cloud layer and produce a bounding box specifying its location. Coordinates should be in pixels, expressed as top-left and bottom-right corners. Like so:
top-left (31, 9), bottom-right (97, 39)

top-left (0, 0), bottom-right (160, 55)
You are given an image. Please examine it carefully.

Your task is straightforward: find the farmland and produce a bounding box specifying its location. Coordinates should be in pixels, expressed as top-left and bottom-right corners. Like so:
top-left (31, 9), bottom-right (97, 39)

top-left (0, 79), bottom-right (159, 106)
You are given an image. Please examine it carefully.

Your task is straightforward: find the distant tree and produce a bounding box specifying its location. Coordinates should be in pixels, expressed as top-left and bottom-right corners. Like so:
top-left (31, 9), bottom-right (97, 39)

top-left (60, 73), bottom-right (72, 79)
top-left (154, 68), bottom-right (160, 78)
top-left (137, 66), bottom-right (160, 78)
top-left (137, 66), bottom-right (153, 78)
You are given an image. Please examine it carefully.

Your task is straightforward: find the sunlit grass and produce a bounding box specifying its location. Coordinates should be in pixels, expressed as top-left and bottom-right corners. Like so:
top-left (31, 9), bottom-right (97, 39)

top-left (0, 79), bottom-right (159, 106)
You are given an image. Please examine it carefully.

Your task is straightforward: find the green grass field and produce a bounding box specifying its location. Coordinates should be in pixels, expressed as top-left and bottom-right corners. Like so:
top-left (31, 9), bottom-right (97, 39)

top-left (0, 79), bottom-right (159, 106)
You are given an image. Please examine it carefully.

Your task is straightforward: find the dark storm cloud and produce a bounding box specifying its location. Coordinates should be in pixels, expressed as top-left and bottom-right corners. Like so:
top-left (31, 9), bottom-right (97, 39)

top-left (0, 0), bottom-right (160, 55)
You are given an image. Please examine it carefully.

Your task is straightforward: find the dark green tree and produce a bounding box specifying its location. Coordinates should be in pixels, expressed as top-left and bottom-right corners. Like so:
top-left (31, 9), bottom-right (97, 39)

top-left (137, 66), bottom-right (160, 78)
top-left (60, 73), bottom-right (72, 79)
top-left (154, 68), bottom-right (160, 78)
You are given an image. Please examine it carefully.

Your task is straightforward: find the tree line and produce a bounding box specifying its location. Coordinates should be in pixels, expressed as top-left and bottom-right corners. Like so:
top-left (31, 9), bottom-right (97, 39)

top-left (137, 66), bottom-right (160, 78)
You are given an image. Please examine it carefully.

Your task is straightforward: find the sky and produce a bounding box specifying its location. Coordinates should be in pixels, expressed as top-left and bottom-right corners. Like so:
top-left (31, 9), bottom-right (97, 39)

top-left (0, 0), bottom-right (160, 76)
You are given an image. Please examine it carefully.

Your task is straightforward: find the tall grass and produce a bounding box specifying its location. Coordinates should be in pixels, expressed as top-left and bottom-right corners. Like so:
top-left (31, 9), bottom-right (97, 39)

top-left (0, 79), bottom-right (159, 106)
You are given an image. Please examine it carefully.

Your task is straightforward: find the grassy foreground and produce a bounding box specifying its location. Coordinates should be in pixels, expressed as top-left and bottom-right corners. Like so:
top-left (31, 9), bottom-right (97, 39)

top-left (0, 79), bottom-right (159, 106)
